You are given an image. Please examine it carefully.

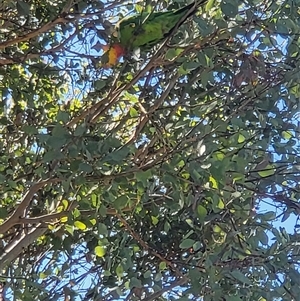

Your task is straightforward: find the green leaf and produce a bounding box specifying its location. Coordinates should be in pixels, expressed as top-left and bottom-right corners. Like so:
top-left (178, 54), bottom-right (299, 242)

top-left (217, 199), bottom-right (225, 209)
top-left (94, 246), bottom-right (106, 257)
top-left (257, 165), bottom-right (275, 177)
top-left (209, 176), bottom-right (218, 188)
top-left (17, 0), bottom-right (31, 15)
top-left (197, 205), bottom-right (207, 221)
top-left (129, 107), bottom-right (138, 117)
top-left (193, 241), bottom-right (202, 252)
top-left (183, 60), bottom-right (200, 71)
top-left (103, 270), bottom-right (111, 277)
top-left (276, 18), bottom-right (296, 35)
top-left (136, 170), bottom-right (152, 187)
top-left (7, 180), bottom-right (17, 189)
top-left (165, 48), bottom-right (184, 60)
top-left (263, 211), bottom-right (276, 221)
top-left (154, 272), bottom-right (162, 282)
top-left (151, 216), bottom-right (159, 225)
top-left (114, 195), bottom-right (128, 209)
top-left (70, 159), bottom-right (80, 172)
top-left (257, 230), bottom-right (268, 245)
top-left (178, 65), bottom-right (190, 75)
top-left (164, 221), bottom-right (171, 233)
top-left (47, 136), bottom-right (66, 149)
top-left (188, 268), bottom-right (202, 282)
top-left (74, 221), bottom-right (87, 230)
top-left (197, 52), bottom-right (209, 67)
top-left (220, 0), bottom-right (238, 18)
top-left (57, 111), bottom-right (70, 123)
top-left (23, 125), bottom-right (38, 135)
top-left (281, 130), bottom-right (293, 139)
top-left (225, 296), bottom-right (243, 301)
top-left (129, 277), bottom-right (142, 288)
top-left (268, 241), bottom-right (278, 255)
top-left (98, 223), bottom-right (108, 236)
top-left (179, 238), bottom-right (195, 249)
top-left (62, 199), bottom-right (68, 210)
top-left (144, 270), bottom-right (151, 278)
top-left (79, 162), bottom-right (93, 173)
top-left (74, 124), bottom-right (86, 136)
top-left (94, 80), bottom-right (106, 90)
top-left (37, 133), bottom-right (49, 144)
top-left (116, 264), bottom-right (124, 277)
top-left (65, 224), bottom-right (74, 235)
top-left (200, 71), bottom-right (214, 87)
top-left (238, 134), bottom-right (245, 143)
top-left (43, 150), bottom-right (64, 162)
top-left (0, 117), bottom-right (10, 125)
top-left (289, 268), bottom-right (300, 284)
top-left (230, 270), bottom-right (251, 285)
top-left (159, 261), bottom-right (167, 270)
top-left (52, 124), bottom-right (69, 137)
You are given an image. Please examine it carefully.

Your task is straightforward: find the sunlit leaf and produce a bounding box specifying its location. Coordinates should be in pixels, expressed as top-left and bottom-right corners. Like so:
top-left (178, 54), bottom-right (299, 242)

top-left (74, 221), bottom-right (87, 230)
top-left (159, 261), bottom-right (167, 270)
top-left (94, 246), bottom-right (106, 257)
top-left (257, 165), bottom-right (276, 177)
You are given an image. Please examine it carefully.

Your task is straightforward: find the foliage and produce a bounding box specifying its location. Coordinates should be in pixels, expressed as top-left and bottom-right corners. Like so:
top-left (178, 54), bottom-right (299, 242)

top-left (0, 0), bottom-right (300, 300)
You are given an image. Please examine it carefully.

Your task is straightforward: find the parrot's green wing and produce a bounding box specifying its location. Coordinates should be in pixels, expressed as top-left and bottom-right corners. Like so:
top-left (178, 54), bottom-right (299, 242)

top-left (118, 1), bottom-right (203, 51)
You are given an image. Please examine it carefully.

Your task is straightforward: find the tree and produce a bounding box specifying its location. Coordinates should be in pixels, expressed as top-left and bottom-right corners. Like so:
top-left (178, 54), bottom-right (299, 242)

top-left (0, 0), bottom-right (300, 300)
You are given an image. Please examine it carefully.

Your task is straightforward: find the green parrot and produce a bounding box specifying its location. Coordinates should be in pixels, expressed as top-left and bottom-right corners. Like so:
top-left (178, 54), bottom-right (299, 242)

top-left (103, 0), bottom-right (208, 66)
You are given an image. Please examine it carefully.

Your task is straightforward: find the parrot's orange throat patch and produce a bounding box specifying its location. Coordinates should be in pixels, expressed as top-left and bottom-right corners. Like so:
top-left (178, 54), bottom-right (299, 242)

top-left (102, 44), bottom-right (126, 67)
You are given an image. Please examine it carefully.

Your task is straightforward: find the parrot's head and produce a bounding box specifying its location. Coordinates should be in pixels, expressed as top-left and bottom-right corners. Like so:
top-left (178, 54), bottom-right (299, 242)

top-left (102, 43), bottom-right (126, 67)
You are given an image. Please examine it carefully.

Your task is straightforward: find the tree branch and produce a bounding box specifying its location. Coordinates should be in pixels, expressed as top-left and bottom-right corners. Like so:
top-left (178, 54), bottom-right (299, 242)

top-left (0, 224), bottom-right (47, 271)
top-left (0, 17), bottom-right (67, 50)
top-left (0, 178), bottom-right (61, 234)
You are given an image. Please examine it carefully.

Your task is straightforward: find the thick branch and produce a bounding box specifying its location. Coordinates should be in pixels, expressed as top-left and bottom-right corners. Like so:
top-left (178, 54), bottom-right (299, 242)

top-left (0, 224), bottom-right (47, 271)
top-left (0, 178), bottom-right (61, 234)
top-left (0, 17), bottom-right (67, 50)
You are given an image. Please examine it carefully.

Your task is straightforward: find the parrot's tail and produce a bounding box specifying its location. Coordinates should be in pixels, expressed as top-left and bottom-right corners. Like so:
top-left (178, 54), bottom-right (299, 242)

top-left (175, 0), bottom-right (208, 29)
